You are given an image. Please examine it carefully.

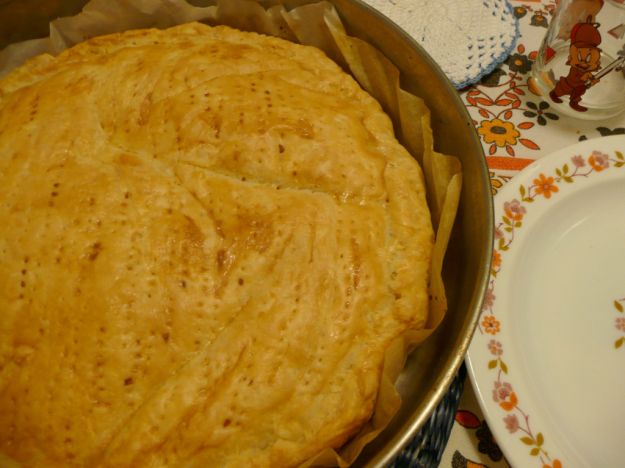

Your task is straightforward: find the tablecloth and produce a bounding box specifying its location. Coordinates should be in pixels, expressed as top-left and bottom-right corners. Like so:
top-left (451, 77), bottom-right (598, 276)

top-left (438, 0), bottom-right (625, 466)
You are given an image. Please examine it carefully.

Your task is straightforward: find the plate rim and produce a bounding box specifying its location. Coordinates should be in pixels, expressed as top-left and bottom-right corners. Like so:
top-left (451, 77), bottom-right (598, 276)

top-left (465, 134), bottom-right (625, 468)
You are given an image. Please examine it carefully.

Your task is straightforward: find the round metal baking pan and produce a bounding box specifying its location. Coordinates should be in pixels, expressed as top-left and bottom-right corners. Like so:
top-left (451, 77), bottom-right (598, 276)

top-left (0, 1), bottom-right (493, 466)
top-left (321, 2), bottom-right (493, 466)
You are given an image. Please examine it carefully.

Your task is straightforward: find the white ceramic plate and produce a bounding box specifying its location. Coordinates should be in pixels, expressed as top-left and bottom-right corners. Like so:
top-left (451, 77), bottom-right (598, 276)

top-left (466, 135), bottom-right (625, 468)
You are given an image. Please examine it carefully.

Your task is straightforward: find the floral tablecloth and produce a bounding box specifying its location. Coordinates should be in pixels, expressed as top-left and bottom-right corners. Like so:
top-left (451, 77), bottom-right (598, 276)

top-left (438, 1), bottom-right (625, 466)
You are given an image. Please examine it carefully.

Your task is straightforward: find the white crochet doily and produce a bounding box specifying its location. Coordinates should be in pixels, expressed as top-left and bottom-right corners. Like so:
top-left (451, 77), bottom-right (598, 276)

top-left (363, 0), bottom-right (519, 88)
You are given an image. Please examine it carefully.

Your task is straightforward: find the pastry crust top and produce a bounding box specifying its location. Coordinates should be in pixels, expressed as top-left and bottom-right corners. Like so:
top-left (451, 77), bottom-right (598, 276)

top-left (0, 23), bottom-right (432, 467)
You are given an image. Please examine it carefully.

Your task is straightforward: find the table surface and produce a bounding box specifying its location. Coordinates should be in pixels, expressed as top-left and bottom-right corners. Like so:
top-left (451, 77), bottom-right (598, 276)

top-left (439, 0), bottom-right (625, 466)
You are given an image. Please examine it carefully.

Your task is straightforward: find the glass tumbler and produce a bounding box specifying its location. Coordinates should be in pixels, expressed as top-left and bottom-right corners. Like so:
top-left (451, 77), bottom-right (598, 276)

top-left (530, 0), bottom-right (625, 120)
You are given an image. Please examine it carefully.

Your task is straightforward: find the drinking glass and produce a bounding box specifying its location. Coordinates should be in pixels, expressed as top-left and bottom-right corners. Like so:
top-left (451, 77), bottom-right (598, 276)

top-left (530, 0), bottom-right (625, 120)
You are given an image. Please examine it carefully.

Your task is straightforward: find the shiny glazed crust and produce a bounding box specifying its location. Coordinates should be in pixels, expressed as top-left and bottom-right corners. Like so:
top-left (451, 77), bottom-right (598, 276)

top-left (0, 23), bottom-right (432, 467)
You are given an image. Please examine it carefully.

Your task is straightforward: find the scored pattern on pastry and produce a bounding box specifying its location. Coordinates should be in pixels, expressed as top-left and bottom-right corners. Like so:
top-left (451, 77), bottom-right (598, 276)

top-left (0, 23), bottom-right (432, 467)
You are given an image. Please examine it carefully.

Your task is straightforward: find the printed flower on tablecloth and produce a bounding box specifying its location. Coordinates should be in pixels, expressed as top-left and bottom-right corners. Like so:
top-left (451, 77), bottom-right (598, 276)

top-left (482, 314), bottom-right (500, 334)
top-left (598, 126), bottom-right (625, 137)
top-left (589, 150), bottom-right (610, 171)
top-left (465, 61), bottom-right (540, 156)
top-left (489, 171), bottom-right (513, 196)
top-left (478, 119), bottom-right (520, 147)
top-left (513, 5), bottom-right (527, 19)
top-left (455, 409), bottom-right (482, 429)
top-left (476, 421), bottom-right (505, 462)
top-left (533, 173), bottom-right (558, 199)
top-left (504, 414), bottom-right (519, 433)
top-left (481, 68), bottom-right (508, 87)
top-left (530, 13), bottom-right (549, 28)
top-left (616, 317), bottom-right (625, 332)
top-left (523, 101), bottom-right (559, 126)
top-left (579, 127), bottom-right (625, 141)
top-left (451, 450), bottom-right (489, 467)
top-left (453, 408), bottom-right (508, 466)
top-left (490, 172), bottom-right (504, 194)
top-left (492, 381), bottom-right (518, 411)
top-left (506, 53), bottom-right (532, 74)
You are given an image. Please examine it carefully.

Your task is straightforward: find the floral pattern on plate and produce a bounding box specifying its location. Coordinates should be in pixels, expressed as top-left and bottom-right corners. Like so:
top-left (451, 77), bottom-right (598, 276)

top-left (473, 147), bottom-right (625, 468)
top-left (445, 1), bottom-right (625, 466)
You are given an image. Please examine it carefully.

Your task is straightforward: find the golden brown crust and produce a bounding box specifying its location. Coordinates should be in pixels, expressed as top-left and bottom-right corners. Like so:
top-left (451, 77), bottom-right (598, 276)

top-left (0, 23), bottom-right (432, 467)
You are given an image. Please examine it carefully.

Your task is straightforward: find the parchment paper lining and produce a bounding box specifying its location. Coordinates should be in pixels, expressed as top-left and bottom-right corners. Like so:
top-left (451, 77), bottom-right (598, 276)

top-left (0, 1), bottom-right (462, 465)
